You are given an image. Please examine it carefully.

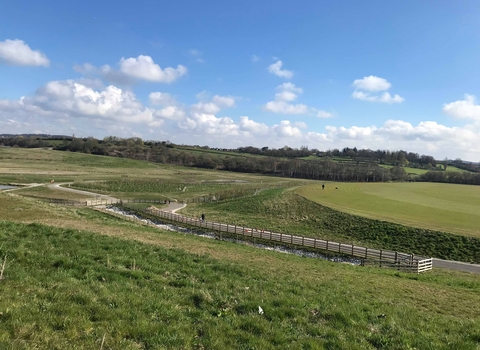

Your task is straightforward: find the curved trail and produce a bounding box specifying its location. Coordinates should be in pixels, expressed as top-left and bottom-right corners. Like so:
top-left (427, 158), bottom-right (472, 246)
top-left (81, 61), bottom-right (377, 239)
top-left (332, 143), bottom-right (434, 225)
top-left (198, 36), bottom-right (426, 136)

top-left (17, 183), bottom-right (480, 274)
top-left (47, 183), bottom-right (118, 202)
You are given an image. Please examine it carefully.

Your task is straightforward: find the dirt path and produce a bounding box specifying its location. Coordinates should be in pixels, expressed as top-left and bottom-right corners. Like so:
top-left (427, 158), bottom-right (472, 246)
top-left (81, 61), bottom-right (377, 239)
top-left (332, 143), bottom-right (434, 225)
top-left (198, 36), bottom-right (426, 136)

top-left (47, 183), bottom-right (118, 201)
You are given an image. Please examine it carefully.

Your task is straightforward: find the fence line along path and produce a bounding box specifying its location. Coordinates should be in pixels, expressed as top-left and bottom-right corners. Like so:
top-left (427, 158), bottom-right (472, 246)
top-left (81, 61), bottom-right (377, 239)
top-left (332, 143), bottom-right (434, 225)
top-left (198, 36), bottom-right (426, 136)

top-left (43, 196), bottom-right (433, 273)
top-left (142, 204), bottom-right (432, 274)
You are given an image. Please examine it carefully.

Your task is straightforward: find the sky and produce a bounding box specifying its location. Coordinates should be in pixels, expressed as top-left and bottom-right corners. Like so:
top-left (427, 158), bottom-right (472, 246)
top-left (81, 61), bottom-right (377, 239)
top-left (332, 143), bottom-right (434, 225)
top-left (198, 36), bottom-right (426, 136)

top-left (1, 1), bottom-right (480, 160)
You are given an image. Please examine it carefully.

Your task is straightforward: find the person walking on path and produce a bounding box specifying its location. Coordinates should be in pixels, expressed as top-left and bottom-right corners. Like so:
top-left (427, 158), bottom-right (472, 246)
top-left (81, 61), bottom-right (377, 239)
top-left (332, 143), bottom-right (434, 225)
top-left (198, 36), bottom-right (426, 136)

top-left (201, 213), bottom-right (205, 222)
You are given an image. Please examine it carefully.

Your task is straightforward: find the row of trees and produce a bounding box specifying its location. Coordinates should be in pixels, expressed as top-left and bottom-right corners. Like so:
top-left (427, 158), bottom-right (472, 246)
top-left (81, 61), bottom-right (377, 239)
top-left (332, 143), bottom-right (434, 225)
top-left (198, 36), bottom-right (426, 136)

top-left (419, 170), bottom-right (480, 185)
top-left (2, 135), bottom-right (479, 184)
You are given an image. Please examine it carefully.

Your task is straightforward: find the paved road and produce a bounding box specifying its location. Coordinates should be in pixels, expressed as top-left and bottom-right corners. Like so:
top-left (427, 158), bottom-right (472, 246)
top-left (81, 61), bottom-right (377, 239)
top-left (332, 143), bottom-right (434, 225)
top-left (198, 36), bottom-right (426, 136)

top-left (432, 258), bottom-right (480, 274)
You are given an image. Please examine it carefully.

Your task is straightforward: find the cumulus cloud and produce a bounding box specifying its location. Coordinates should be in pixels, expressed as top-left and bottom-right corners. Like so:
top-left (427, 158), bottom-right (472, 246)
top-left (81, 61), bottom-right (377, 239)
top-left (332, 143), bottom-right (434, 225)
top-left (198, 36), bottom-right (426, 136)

top-left (273, 120), bottom-right (303, 137)
top-left (238, 116), bottom-right (269, 134)
top-left (191, 93), bottom-right (236, 115)
top-left (118, 55), bottom-right (187, 82)
top-left (263, 83), bottom-right (311, 115)
top-left (74, 55), bottom-right (187, 84)
top-left (268, 60), bottom-right (293, 79)
top-left (212, 95), bottom-right (236, 108)
top-left (352, 75), bottom-right (391, 91)
top-left (352, 75), bottom-right (404, 103)
top-left (264, 100), bottom-right (308, 114)
top-left (0, 80), bottom-right (183, 136)
top-left (352, 91), bottom-right (405, 104)
top-left (149, 92), bottom-right (176, 106)
top-left (0, 39), bottom-right (50, 67)
top-left (443, 94), bottom-right (480, 120)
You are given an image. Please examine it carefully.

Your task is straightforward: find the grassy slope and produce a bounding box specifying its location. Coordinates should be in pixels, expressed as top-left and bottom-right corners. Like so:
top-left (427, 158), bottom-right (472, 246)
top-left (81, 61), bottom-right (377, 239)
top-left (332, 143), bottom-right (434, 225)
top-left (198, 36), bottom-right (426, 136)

top-left (296, 182), bottom-right (480, 238)
top-left (0, 220), bottom-right (479, 349)
top-left (0, 149), bottom-right (479, 348)
top-left (179, 189), bottom-right (480, 262)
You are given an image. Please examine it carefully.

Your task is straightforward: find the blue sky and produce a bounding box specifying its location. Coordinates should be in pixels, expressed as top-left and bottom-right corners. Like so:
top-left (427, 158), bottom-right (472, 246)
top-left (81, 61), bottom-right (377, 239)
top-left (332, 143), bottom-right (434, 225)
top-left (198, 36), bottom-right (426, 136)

top-left (1, 1), bottom-right (480, 160)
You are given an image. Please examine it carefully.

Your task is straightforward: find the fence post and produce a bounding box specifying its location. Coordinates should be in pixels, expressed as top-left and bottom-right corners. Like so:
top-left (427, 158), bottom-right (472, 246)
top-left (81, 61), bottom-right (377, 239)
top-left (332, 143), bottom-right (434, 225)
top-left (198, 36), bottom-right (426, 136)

top-left (326, 240), bottom-right (329, 251)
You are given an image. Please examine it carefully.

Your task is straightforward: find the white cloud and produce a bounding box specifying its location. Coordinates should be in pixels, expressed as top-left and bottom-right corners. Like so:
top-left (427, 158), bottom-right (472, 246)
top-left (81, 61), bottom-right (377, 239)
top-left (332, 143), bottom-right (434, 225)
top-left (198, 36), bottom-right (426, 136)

top-left (238, 116), bottom-right (269, 134)
top-left (0, 80), bottom-right (181, 135)
top-left (179, 113), bottom-right (239, 136)
top-left (118, 55), bottom-right (187, 83)
top-left (276, 82), bottom-right (302, 93)
top-left (268, 60), bottom-right (293, 79)
top-left (274, 91), bottom-right (297, 102)
top-left (0, 39), bottom-right (50, 67)
top-left (443, 94), bottom-right (480, 120)
top-left (263, 83), bottom-right (310, 114)
top-left (4, 78), bottom-right (480, 161)
top-left (352, 91), bottom-right (405, 103)
top-left (317, 110), bottom-right (333, 118)
top-left (273, 120), bottom-right (302, 137)
top-left (75, 56), bottom-right (187, 84)
top-left (251, 54), bottom-right (260, 62)
top-left (191, 93), bottom-right (236, 115)
top-left (149, 92), bottom-right (176, 106)
top-left (351, 75), bottom-right (404, 104)
top-left (212, 95), bottom-right (235, 108)
top-left (264, 100), bottom-right (309, 114)
top-left (352, 75), bottom-right (391, 91)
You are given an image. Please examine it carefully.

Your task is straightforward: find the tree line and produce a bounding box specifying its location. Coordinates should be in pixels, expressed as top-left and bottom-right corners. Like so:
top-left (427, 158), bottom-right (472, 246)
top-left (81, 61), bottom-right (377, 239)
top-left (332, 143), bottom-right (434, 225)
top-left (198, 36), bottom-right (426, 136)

top-left (1, 135), bottom-right (479, 185)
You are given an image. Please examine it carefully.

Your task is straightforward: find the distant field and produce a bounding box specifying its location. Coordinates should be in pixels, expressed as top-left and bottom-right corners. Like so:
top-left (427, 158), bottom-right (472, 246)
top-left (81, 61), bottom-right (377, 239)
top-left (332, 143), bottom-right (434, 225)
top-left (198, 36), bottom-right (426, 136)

top-left (379, 164), bottom-right (428, 175)
top-left (380, 164), bottom-right (468, 175)
top-left (0, 148), bottom-right (305, 200)
top-left (296, 182), bottom-right (480, 238)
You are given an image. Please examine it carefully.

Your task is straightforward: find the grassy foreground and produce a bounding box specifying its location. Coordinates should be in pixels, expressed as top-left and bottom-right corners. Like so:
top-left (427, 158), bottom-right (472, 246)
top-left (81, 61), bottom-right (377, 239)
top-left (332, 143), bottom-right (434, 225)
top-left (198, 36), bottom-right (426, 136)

top-left (296, 182), bottom-right (480, 238)
top-left (0, 220), bottom-right (479, 349)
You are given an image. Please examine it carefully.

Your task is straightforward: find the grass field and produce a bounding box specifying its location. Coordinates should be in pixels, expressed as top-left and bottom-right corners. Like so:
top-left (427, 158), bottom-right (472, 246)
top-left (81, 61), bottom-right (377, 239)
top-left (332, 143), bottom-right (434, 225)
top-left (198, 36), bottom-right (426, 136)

top-left (1, 148), bottom-right (480, 347)
top-left (0, 148), bottom-right (300, 190)
top-left (379, 164), bottom-right (468, 175)
top-left (296, 182), bottom-right (480, 238)
top-left (0, 220), bottom-right (479, 349)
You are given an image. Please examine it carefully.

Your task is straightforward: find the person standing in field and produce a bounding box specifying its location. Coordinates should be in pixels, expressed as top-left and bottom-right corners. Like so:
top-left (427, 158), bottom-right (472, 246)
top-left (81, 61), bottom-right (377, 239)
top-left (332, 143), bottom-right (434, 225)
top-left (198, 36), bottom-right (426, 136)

top-left (201, 213), bottom-right (205, 222)
top-left (322, 184), bottom-right (325, 190)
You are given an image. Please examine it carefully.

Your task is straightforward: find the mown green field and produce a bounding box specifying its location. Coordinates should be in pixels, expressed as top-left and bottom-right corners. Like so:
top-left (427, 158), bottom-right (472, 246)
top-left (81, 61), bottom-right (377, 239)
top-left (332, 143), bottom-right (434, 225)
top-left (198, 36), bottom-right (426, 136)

top-left (296, 182), bottom-right (480, 238)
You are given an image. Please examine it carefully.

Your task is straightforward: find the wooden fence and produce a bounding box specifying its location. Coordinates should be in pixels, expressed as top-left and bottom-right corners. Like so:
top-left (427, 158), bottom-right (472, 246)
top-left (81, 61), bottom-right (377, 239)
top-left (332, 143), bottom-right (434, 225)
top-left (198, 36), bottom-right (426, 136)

top-left (51, 197), bottom-right (432, 273)
top-left (141, 207), bottom-right (432, 273)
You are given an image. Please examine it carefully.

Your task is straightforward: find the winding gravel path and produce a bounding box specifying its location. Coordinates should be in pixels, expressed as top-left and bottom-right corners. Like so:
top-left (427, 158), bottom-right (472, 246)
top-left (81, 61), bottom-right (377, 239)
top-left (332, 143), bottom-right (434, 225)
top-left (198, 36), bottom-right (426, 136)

top-left (47, 183), bottom-right (118, 202)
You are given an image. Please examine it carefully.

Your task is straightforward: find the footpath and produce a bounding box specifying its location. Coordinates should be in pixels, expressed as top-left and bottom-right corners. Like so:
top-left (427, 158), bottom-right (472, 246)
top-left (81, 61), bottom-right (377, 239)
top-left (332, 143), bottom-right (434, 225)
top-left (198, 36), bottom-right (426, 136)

top-left (6, 182), bottom-right (480, 274)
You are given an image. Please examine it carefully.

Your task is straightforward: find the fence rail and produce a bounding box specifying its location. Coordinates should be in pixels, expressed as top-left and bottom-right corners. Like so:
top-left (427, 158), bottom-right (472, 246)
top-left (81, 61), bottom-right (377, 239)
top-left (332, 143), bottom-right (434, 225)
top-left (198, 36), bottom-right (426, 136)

top-left (141, 206), bottom-right (432, 273)
top-left (48, 197), bottom-right (432, 273)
